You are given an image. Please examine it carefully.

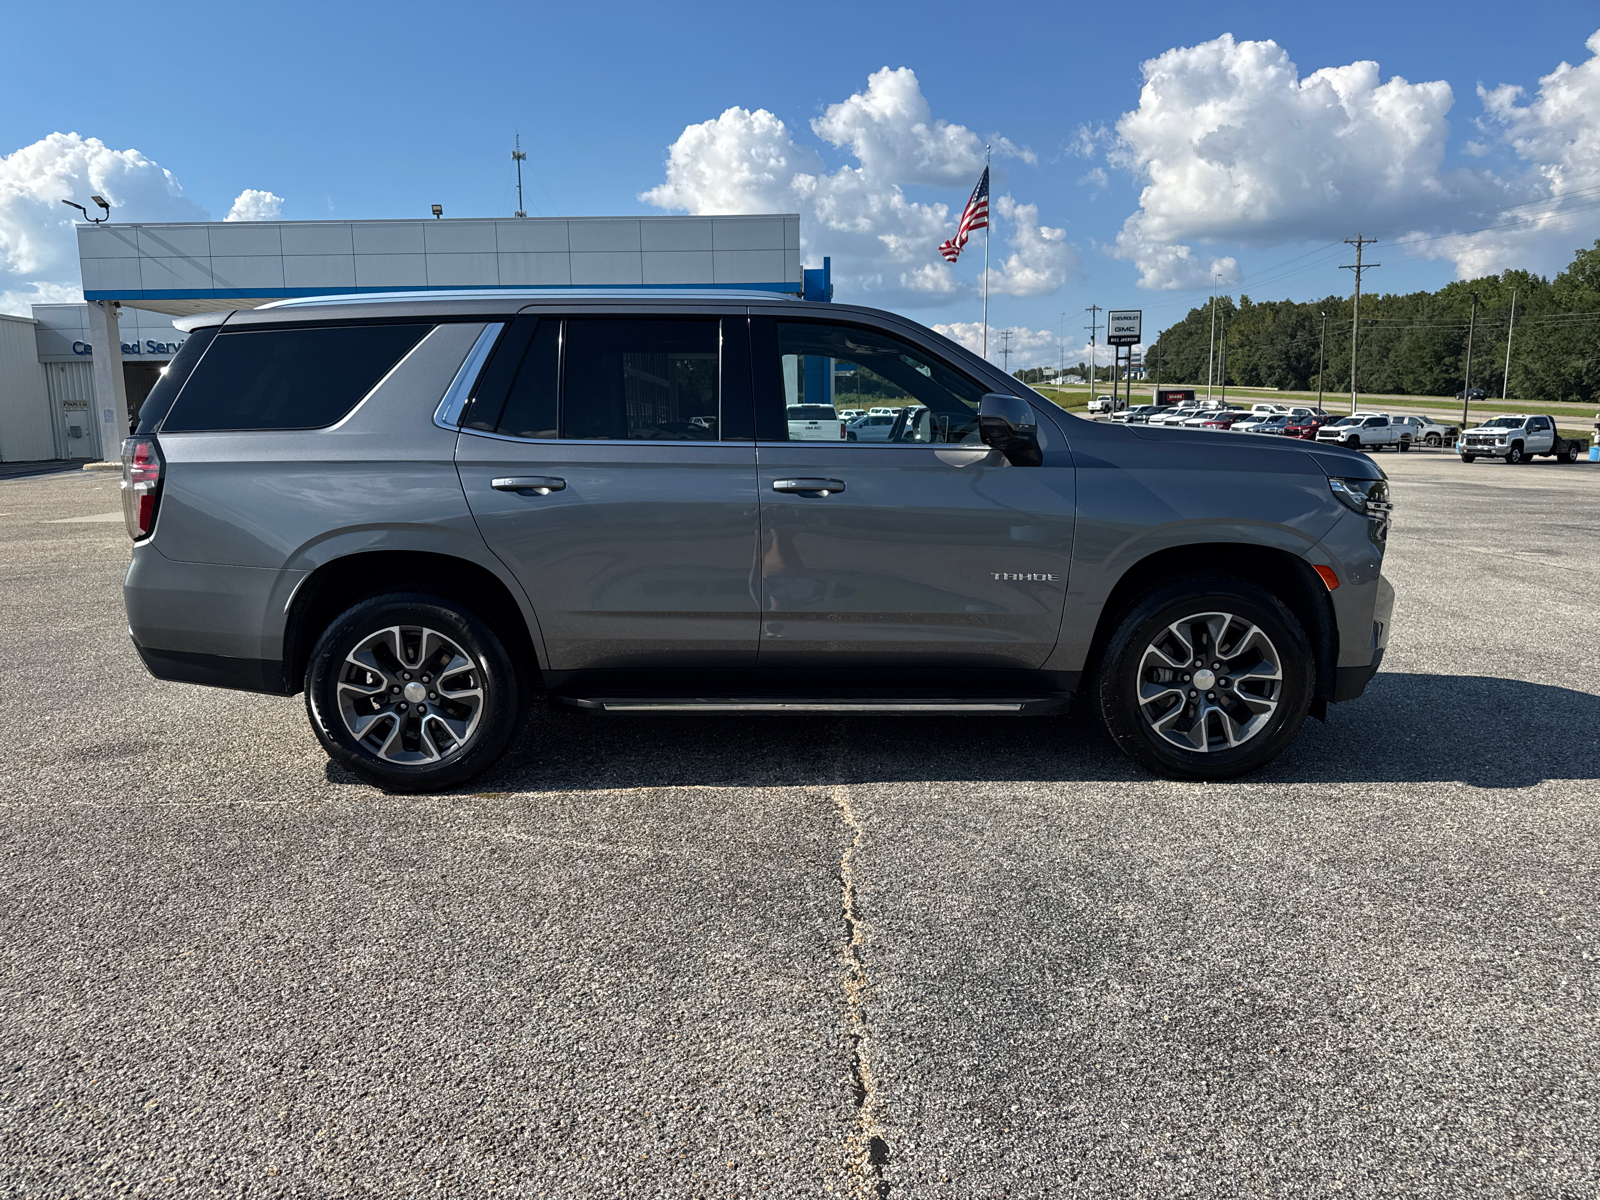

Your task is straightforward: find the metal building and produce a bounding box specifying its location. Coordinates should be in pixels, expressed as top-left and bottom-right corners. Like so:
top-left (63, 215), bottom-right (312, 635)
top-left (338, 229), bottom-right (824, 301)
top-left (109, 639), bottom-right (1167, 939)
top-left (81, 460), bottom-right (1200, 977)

top-left (0, 214), bottom-right (813, 463)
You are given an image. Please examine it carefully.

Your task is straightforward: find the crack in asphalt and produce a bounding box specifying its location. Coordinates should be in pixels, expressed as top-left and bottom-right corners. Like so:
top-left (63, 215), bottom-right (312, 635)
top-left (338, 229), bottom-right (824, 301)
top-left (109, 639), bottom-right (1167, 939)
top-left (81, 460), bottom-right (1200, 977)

top-left (831, 782), bottom-right (892, 1200)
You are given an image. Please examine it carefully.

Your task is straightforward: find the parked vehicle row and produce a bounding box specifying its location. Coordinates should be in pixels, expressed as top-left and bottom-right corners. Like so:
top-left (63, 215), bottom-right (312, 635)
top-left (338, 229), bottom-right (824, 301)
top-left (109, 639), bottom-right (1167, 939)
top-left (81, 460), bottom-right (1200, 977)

top-left (1111, 401), bottom-right (1469, 450)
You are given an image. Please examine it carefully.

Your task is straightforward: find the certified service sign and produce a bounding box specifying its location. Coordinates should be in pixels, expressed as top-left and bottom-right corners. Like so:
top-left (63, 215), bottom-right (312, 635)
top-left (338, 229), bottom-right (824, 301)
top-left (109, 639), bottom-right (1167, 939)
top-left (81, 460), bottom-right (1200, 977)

top-left (1107, 310), bottom-right (1142, 346)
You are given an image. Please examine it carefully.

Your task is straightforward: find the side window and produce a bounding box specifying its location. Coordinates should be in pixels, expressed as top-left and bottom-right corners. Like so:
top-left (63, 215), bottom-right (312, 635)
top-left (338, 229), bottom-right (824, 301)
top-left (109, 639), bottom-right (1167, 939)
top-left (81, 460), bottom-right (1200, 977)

top-left (765, 321), bottom-right (986, 445)
top-left (1364, 416), bottom-right (1386, 427)
top-left (161, 324), bottom-right (431, 432)
top-left (492, 321), bottom-right (560, 440)
top-left (1531, 417), bottom-right (1551, 431)
top-left (562, 318), bottom-right (719, 441)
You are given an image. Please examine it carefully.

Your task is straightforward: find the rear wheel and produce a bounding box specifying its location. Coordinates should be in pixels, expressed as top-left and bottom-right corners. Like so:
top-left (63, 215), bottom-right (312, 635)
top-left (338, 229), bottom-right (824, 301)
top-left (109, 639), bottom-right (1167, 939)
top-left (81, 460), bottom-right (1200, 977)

top-left (305, 592), bottom-right (522, 791)
top-left (1563, 444), bottom-right (1579, 463)
top-left (1096, 574), bottom-right (1315, 781)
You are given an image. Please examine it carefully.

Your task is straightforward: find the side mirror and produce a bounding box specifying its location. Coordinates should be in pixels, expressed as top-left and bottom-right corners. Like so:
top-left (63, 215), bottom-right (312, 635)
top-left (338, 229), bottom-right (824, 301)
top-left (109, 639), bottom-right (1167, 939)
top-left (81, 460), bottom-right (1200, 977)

top-left (977, 394), bottom-right (1043, 467)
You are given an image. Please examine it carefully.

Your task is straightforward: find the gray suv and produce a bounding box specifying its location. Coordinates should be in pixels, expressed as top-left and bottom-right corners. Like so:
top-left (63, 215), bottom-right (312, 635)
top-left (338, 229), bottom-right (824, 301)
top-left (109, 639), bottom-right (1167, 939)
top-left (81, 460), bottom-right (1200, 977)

top-left (120, 290), bottom-right (1394, 789)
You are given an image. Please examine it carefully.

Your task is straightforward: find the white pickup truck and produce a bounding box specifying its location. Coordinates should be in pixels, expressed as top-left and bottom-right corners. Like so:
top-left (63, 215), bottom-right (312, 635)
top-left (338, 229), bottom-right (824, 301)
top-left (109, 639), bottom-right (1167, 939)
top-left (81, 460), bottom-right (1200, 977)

top-left (1459, 414), bottom-right (1588, 463)
top-left (1315, 412), bottom-right (1412, 452)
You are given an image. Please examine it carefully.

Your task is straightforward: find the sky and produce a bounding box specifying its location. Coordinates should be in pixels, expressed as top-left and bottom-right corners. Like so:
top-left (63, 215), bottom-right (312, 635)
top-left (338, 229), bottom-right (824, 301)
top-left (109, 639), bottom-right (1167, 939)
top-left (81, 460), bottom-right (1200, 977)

top-left (4, 0), bottom-right (1600, 369)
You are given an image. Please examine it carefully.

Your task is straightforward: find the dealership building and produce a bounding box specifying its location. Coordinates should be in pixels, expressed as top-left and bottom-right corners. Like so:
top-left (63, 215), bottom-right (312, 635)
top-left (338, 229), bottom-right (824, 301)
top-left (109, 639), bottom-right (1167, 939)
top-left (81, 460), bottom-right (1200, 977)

top-left (0, 214), bottom-right (813, 463)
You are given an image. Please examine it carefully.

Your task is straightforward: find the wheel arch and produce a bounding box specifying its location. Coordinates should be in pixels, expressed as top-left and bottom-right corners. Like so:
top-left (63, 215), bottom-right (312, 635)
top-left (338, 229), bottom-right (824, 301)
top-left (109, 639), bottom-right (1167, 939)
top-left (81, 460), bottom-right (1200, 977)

top-left (283, 550), bottom-right (544, 695)
top-left (1080, 542), bottom-right (1340, 707)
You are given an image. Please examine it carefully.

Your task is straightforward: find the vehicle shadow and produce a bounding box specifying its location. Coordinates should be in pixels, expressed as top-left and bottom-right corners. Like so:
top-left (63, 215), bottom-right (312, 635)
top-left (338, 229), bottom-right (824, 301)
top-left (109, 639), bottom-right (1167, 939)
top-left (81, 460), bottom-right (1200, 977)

top-left (423, 672), bottom-right (1596, 794)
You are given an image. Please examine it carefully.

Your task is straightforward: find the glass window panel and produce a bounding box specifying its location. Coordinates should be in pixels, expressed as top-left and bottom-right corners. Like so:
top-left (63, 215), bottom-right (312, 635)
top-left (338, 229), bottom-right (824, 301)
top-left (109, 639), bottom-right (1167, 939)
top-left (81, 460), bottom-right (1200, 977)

top-left (774, 322), bottom-right (985, 445)
top-left (493, 321), bottom-right (560, 440)
top-left (562, 318), bottom-right (719, 441)
top-left (162, 324), bottom-right (430, 432)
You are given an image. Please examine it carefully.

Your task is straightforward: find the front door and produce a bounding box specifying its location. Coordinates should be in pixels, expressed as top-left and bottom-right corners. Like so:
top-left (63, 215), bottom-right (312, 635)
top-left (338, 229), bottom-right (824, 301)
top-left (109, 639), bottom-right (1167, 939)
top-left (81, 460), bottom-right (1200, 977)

top-left (751, 317), bottom-right (1076, 673)
top-left (456, 313), bottom-right (759, 672)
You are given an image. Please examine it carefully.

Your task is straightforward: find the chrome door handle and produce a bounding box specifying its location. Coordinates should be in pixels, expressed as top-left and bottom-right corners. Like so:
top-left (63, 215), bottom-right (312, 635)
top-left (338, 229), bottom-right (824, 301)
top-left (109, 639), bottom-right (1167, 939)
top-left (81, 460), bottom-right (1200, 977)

top-left (492, 476), bottom-right (566, 495)
top-left (772, 478), bottom-right (846, 496)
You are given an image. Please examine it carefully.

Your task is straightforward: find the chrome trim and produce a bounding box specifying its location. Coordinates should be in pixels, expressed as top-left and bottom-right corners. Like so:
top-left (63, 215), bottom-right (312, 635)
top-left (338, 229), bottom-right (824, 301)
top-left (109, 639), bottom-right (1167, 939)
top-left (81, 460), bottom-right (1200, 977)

top-left (457, 426), bottom-right (747, 448)
top-left (261, 287), bottom-right (801, 310)
top-left (433, 323), bottom-right (503, 431)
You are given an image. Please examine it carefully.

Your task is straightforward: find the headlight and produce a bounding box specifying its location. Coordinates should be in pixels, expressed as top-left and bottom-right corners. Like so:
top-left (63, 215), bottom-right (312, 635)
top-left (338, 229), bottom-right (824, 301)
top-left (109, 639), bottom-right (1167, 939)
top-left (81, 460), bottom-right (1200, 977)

top-left (1329, 476), bottom-right (1390, 516)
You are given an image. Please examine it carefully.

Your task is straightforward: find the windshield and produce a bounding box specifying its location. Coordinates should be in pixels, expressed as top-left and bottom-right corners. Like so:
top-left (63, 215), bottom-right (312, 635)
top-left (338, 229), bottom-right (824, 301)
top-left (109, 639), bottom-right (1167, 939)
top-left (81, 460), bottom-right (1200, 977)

top-left (787, 406), bottom-right (838, 420)
top-left (1483, 417), bottom-right (1526, 428)
top-left (1333, 416), bottom-right (1362, 426)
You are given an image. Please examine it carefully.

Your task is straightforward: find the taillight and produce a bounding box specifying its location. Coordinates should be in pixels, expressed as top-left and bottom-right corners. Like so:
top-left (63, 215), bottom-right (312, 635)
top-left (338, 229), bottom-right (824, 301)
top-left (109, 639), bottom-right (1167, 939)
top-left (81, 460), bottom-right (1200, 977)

top-left (120, 437), bottom-right (163, 540)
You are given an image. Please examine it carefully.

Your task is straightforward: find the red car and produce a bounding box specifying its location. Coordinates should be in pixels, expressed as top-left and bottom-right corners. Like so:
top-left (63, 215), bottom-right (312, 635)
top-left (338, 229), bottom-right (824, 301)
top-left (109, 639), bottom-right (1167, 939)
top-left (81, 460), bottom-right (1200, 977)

top-left (1199, 409), bottom-right (1250, 429)
top-left (1283, 413), bottom-right (1334, 440)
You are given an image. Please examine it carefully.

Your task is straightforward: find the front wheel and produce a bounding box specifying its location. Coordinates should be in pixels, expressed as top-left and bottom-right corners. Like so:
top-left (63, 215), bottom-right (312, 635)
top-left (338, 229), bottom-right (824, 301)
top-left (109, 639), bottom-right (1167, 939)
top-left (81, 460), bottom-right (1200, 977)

top-left (305, 592), bottom-right (522, 791)
top-left (1398, 437), bottom-right (1411, 452)
top-left (1506, 444), bottom-right (1525, 464)
top-left (1461, 454), bottom-right (1476, 463)
top-left (1346, 435), bottom-right (1362, 449)
top-left (1425, 433), bottom-right (1441, 447)
top-left (1096, 574), bottom-right (1315, 781)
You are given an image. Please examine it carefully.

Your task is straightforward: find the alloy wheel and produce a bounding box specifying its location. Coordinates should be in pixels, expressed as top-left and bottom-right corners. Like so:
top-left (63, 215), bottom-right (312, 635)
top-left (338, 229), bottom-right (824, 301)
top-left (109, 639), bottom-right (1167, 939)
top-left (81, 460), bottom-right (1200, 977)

top-left (1135, 611), bottom-right (1283, 752)
top-left (335, 625), bottom-right (486, 763)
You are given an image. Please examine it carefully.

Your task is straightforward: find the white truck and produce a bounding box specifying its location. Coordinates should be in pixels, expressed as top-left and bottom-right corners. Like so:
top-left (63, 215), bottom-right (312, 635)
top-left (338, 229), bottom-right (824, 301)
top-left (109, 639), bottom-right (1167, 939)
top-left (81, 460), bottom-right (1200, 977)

top-left (1315, 412), bottom-right (1412, 452)
top-left (1459, 414), bottom-right (1588, 464)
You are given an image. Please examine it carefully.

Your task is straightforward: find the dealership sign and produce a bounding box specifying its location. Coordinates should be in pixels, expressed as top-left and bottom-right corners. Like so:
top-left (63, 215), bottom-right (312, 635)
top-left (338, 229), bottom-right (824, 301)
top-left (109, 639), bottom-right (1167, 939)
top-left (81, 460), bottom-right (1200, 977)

top-left (1106, 310), bottom-right (1142, 346)
top-left (72, 337), bottom-right (187, 357)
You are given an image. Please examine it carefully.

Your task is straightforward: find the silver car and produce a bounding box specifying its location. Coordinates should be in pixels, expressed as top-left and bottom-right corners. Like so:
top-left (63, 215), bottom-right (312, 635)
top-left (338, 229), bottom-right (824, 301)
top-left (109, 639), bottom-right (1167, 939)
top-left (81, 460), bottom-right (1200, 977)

top-left (121, 290), bottom-right (1394, 789)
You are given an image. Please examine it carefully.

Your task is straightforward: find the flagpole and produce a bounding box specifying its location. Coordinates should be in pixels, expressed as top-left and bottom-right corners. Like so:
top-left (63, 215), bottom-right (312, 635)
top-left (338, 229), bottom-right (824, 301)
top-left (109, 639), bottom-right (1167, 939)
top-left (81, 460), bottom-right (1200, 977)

top-left (982, 143), bottom-right (991, 361)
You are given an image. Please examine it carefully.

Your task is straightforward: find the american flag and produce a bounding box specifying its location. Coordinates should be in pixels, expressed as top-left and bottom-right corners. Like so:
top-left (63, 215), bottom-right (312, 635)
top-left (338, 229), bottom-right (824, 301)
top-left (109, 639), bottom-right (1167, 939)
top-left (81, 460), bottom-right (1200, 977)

top-left (939, 167), bottom-right (989, 263)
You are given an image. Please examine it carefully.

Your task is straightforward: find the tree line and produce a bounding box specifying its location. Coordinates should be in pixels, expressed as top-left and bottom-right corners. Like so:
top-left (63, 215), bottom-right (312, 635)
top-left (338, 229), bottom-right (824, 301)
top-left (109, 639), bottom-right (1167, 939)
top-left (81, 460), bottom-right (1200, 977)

top-left (1136, 240), bottom-right (1600, 404)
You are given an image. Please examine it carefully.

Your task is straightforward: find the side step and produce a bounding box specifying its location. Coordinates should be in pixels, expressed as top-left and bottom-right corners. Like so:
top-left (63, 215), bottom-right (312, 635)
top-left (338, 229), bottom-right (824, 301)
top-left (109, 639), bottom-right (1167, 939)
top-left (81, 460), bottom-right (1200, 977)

top-left (555, 696), bottom-right (1070, 715)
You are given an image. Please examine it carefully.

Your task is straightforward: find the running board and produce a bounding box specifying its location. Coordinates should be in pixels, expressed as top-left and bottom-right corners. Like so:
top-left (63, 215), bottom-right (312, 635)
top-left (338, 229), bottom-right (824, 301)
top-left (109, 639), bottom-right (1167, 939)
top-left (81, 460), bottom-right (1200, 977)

top-left (556, 696), bottom-right (1070, 715)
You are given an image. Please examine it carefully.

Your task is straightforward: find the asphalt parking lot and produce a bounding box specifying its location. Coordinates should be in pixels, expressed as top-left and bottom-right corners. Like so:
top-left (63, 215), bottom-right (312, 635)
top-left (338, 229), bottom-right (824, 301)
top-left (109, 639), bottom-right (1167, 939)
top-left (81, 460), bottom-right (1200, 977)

top-left (2, 451), bottom-right (1596, 1199)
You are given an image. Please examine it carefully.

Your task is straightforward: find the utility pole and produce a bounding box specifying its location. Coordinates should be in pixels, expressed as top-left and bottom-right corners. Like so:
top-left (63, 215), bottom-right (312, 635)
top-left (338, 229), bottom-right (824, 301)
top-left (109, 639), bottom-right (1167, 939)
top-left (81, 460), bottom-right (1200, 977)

top-left (511, 133), bottom-right (528, 218)
top-left (1502, 287), bottom-right (1518, 400)
top-left (1000, 328), bottom-right (1015, 375)
top-left (1218, 317), bottom-right (1229, 407)
top-left (1461, 291), bottom-right (1480, 436)
top-left (1207, 280), bottom-right (1219, 402)
top-left (1316, 311), bottom-right (1327, 411)
top-left (1085, 305), bottom-right (1101, 395)
top-left (1341, 235), bottom-right (1379, 414)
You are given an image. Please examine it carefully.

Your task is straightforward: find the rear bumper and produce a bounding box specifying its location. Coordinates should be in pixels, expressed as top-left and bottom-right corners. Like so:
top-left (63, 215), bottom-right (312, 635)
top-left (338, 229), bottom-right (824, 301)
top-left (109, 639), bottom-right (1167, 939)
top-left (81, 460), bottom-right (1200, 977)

top-left (131, 634), bottom-right (290, 694)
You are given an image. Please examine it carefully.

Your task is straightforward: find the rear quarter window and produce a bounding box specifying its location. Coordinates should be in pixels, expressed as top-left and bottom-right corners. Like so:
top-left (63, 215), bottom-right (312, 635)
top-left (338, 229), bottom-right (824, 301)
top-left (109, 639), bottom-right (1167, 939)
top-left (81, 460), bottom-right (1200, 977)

top-left (160, 323), bottom-right (432, 432)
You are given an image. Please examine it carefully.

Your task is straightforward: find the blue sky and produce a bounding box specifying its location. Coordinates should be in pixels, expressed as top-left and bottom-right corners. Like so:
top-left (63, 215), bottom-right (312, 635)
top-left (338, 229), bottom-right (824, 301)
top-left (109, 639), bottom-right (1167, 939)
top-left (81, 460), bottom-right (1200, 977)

top-left (4, 0), bottom-right (1599, 365)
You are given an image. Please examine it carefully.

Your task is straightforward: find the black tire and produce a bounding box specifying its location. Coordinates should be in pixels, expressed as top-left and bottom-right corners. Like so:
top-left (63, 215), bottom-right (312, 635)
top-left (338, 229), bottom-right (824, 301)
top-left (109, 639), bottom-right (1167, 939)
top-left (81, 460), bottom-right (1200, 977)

top-left (1425, 433), bottom-right (1441, 447)
top-left (305, 592), bottom-right (522, 792)
top-left (1461, 454), bottom-right (1476, 463)
top-left (1095, 573), bottom-right (1315, 781)
top-left (1563, 444), bottom-right (1579, 463)
top-left (1346, 435), bottom-right (1361, 449)
top-left (1398, 437), bottom-right (1411, 453)
top-left (1506, 443), bottom-right (1525, 464)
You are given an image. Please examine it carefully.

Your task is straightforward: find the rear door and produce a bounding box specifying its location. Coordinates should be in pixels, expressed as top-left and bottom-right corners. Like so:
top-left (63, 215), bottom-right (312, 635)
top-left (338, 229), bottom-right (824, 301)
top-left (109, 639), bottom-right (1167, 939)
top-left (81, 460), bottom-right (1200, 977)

top-left (750, 315), bottom-right (1075, 672)
top-left (1527, 416), bottom-right (1556, 452)
top-left (455, 311), bottom-right (759, 672)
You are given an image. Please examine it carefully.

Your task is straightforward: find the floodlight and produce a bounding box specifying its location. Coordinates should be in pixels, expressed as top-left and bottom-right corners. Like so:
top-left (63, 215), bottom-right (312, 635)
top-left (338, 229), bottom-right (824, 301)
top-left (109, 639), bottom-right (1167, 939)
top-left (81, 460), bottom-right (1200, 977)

top-left (91, 195), bottom-right (110, 212)
top-left (431, 204), bottom-right (443, 218)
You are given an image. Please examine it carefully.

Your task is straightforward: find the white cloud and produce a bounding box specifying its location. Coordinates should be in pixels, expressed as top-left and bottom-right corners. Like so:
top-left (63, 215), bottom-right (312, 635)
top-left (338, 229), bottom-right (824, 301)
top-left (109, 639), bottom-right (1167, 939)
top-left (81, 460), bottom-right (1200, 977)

top-left (934, 322), bottom-right (1060, 367)
top-left (1077, 167), bottom-right (1108, 189)
top-left (0, 132), bottom-right (208, 312)
top-left (1107, 34), bottom-right (1503, 286)
top-left (1404, 30), bottom-right (1600, 277)
top-left (989, 195), bottom-right (1079, 296)
top-left (225, 188), bottom-right (284, 222)
top-left (0, 279), bottom-right (82, 318)
top-left (1070, 123), bottom-right (1110, 159)
top-left (642, 67), bottom-right (1069, 306)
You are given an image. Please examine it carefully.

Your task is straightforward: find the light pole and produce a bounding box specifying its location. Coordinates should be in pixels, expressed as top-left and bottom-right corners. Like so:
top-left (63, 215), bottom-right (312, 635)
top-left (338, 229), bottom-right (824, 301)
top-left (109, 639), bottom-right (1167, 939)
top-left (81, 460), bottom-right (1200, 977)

top-left (1207, 274), bottom-right (1220, 402)
top-left (1316, 311), bottom-right (1327, 410)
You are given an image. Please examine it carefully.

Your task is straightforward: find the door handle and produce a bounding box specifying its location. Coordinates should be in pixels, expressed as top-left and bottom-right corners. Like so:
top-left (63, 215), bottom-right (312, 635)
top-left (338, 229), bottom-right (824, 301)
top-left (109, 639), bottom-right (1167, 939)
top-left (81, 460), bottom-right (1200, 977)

top-left (772, 478), bottom-right (846, 496)
top-left (492, 476), bottom-right (566, 495)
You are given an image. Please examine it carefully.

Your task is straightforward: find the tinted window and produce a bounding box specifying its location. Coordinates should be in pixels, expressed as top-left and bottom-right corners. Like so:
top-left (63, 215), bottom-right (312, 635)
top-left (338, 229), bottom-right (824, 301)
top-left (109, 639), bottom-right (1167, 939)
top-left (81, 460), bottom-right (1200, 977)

top-left (772, 322), bottom-right (985, 445)
top-left (162, 324), bottom-right (430, 432)
top-left (562, 319), bottom-right (719, 440)
top-left (134, 327), bottom-right (217, 435)
top-left (492, 320), bottom-right (560, 440)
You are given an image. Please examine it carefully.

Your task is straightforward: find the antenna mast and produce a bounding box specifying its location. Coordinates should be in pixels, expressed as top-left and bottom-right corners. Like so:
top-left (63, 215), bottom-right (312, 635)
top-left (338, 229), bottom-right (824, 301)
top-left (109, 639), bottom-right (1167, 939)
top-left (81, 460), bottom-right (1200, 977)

top-left (512, 134), bottom-right (527, 218)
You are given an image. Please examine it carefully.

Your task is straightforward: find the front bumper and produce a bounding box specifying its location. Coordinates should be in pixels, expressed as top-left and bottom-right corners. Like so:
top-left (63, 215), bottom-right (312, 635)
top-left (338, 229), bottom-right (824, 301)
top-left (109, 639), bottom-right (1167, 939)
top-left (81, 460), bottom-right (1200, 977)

top-left (1331, 575), bottom-right (1393, 701)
